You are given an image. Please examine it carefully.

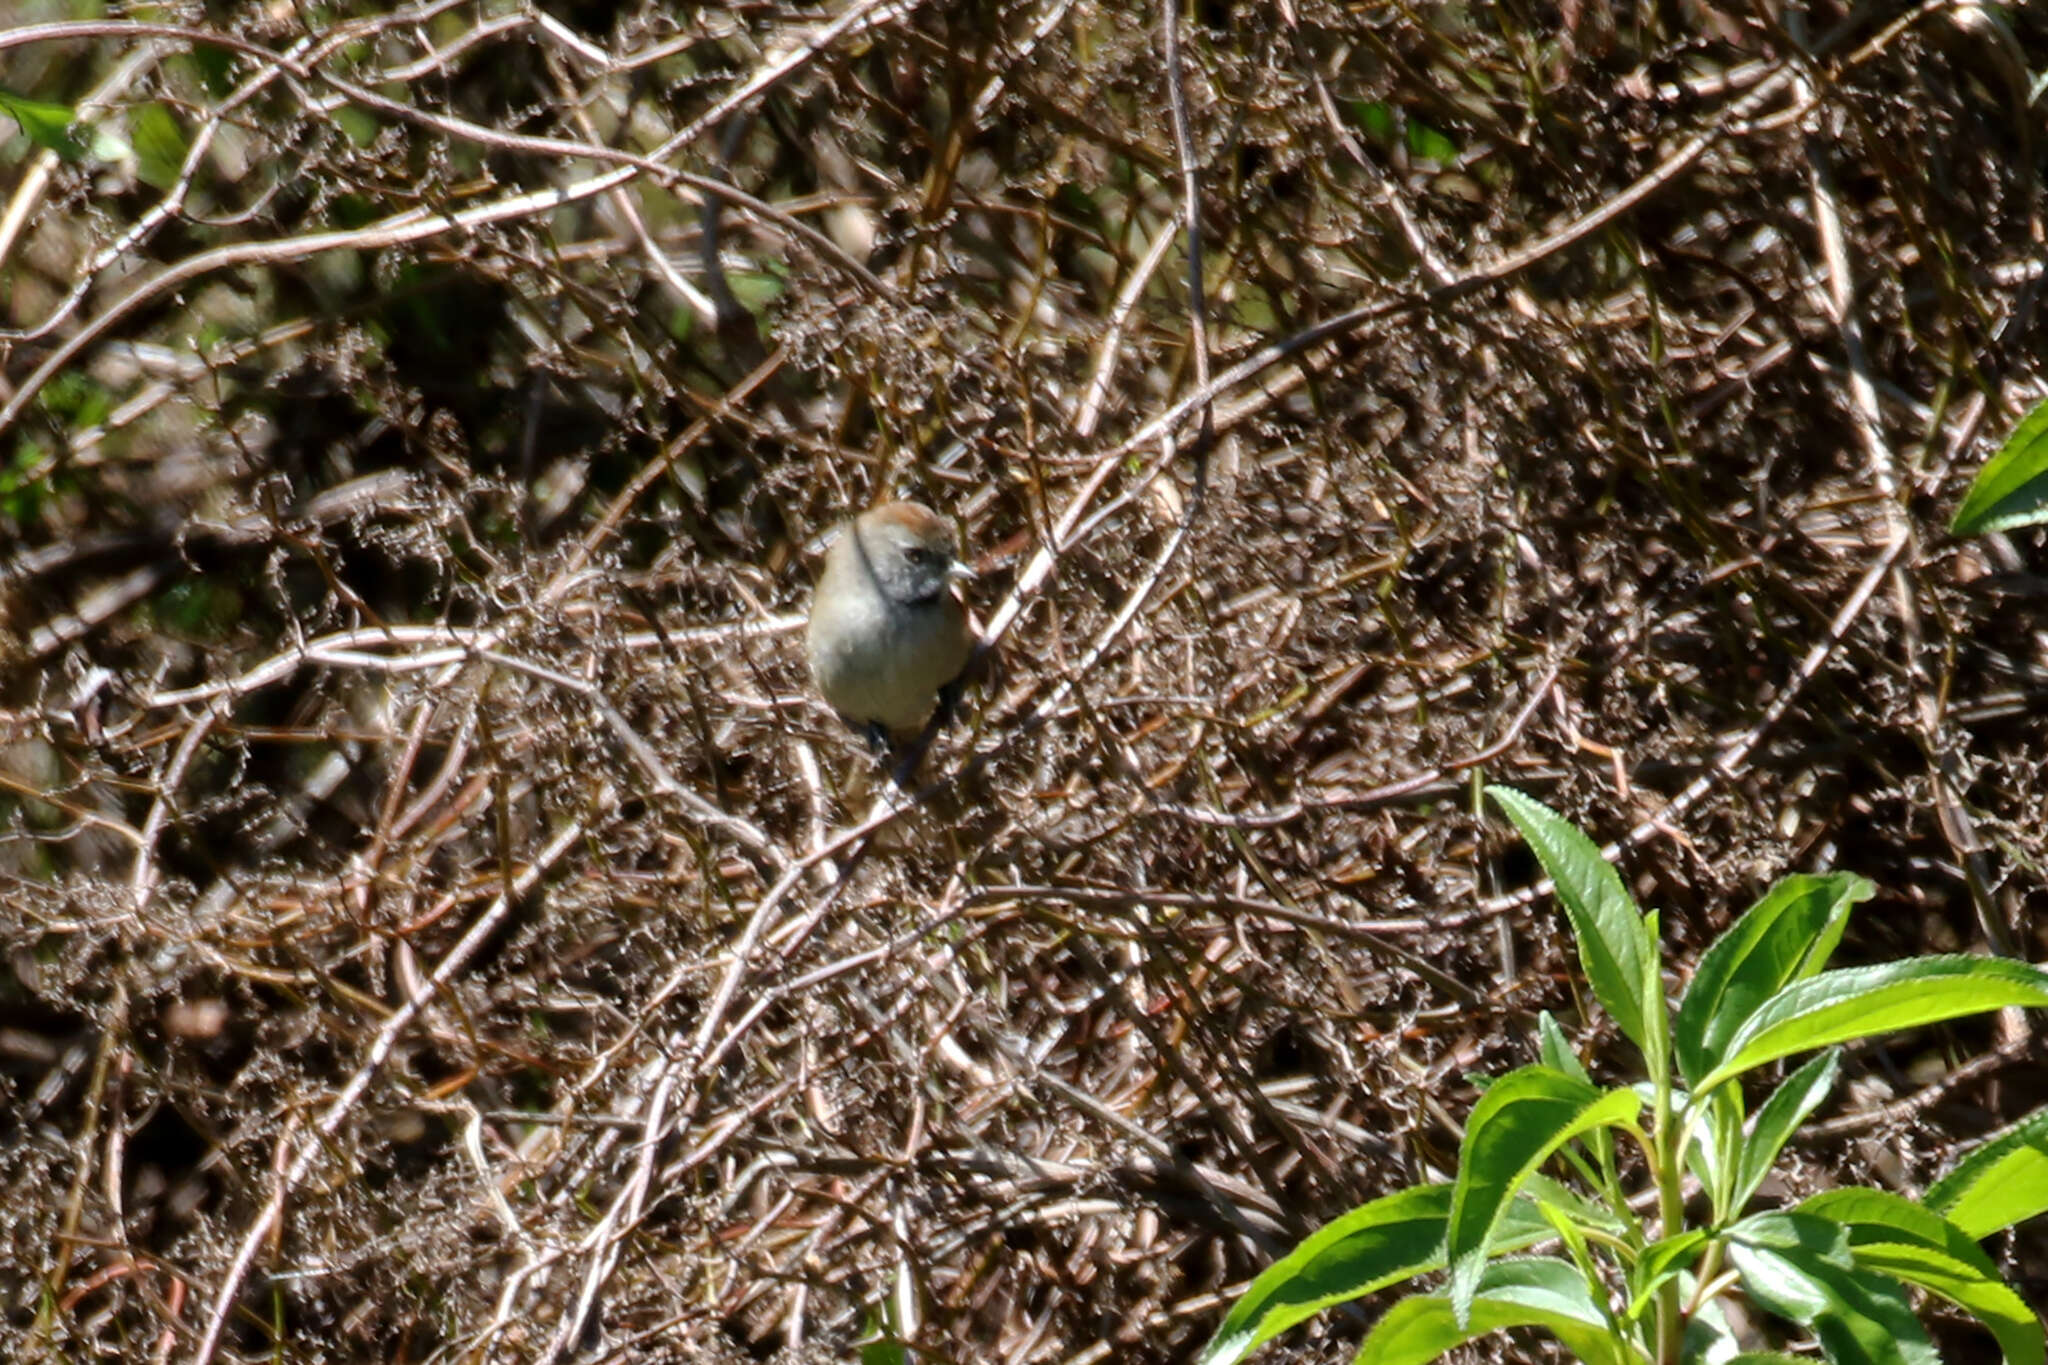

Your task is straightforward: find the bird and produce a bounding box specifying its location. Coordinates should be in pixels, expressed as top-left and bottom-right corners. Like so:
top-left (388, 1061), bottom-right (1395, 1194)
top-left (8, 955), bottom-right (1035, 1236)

top-left (806, 501), bottom-right (978, 751)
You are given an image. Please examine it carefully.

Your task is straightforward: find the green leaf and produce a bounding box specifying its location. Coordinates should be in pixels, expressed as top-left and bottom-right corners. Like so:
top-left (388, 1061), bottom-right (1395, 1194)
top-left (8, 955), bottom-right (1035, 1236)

top-left (1952, 397), bottom-right (2048, 535)
top-left (130, 101), bottom-right (188, 190)
top-left (1405, 118), bottom-right (1460, 165)
top-left (335, 105), bottom-right (380, 147)
top-left (1532, 1195), bottom-right (1598, 1300)
top-left (1345, 99), bottom-right (1397, 145)
top-left (1851, 1243), bottom-right (2038, 1364)
top-left (1684, 1303), bottom-right (1743, 1364)
top-left (1726, 1211), bottom-right (1937, 1365)
top-left (1686, 1085), bottom-right (1738, 1215)
top-left (1799, 1187), bottom-right (1997, 1270)
top-left (1800, 1188), bottom-right (2043, 1365)
top-left (82, 121), bottom-right (131, 165)
top-left (1, 438), bottom-right (52, 522)
top-left (1537, 1011), bottom-right (1590, 1083)
top-left (1353, 1258), bottom-right (1631, 1365)
top-left (1196, 1184), bottom-right (1455, 1365)
top-left (1638, 909), bottom-right (1667, 1078)
top-left (1925, 1106), bottom-right (2048, 1239)
top-left (1197, 1185), bottom-right (1557, 1365)
top-left (1697, 956), bottom-right (2048, 1095)
top-left (1521, 1172), bottom-right (1628, 1238)
top-left (1535, 1012), bottom-right (1617, 1181)
top-left (1729, 1050), bottom-right (1840, 1216)
top-left (858, 1329), bottom-right (906, 1365)
top-left (178, 44), bottom-right (238, 97)
top-left (1675, 873), bottom-right (1873, 1085)
top-left (1627, 1229), bottom-right (1709, 1323)
top-left (857, 1301), bottom-right (907, 1365)
top-left (39, 370), bottom-right (112, 427)
top-left (0, 88), bottom-right (84, 159)
top-left (1487, 788), bottom-right (1656, 1059)
top-left (1447, 1066), bottom-right (1640, 1325)
top-left (728, 267), bottom-right (786, 312)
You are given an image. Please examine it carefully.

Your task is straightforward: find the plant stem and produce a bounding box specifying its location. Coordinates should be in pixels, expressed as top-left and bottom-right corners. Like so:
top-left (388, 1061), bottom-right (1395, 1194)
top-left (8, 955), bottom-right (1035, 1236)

top-left (1652, 1055), bottom-right (1685, 1363)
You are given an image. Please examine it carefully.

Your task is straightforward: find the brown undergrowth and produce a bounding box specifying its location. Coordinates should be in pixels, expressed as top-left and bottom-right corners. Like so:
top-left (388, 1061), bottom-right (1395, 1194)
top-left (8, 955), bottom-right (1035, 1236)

top-left (1, 2), bottom-right (2045, 1361)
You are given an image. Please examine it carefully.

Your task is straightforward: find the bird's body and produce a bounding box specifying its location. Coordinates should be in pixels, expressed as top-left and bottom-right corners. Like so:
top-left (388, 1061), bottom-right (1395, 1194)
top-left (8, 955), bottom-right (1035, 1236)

top-left (806, 502), bottom-right (976, 741)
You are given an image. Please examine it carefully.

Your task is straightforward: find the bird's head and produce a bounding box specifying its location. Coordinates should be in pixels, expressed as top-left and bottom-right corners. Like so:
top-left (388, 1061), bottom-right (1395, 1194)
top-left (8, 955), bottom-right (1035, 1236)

top-left (854, 502), bottom-right (973, 606)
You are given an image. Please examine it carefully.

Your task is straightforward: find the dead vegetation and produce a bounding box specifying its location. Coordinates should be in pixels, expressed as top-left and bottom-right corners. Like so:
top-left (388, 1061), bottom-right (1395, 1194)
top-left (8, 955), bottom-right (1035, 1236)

top-left (1, 1), bottom-right (2046, 1361)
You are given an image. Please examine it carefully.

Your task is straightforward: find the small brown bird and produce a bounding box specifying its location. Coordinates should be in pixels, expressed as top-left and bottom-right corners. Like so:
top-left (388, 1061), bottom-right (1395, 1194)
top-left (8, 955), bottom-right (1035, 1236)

top-left (806, 502), bottom-right (977, 749)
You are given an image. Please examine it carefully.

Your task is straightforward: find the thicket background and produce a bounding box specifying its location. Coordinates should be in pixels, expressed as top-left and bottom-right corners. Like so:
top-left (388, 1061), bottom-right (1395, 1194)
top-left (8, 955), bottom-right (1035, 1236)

top-left (2, 1), bottom-right (2046, 1361)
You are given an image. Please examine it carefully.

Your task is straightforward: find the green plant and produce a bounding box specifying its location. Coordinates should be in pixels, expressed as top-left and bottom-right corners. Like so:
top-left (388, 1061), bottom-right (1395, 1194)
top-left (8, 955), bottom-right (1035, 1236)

top-left (1952, 395), bottom-right (2048, 536)
top-left (1200, 786), bottom-right (2048, 1365)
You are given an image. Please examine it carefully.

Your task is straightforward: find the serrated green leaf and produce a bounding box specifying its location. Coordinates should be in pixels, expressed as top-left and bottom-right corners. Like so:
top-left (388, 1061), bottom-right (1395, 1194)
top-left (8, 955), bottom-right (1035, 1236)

top-left (1196, 1184), bottom-right (1454, 1365)
top-left (1487, 788), bottom-right (1655, 1058)
top-left (1448, 1066), bottom-right (1640, 1325)
top-left (1534, 1011), bottom-right (1619, 1183)
top-left (1800, 1188), bottom-right (2043, 1365)
top-left (1801, 1188), bottom-right (1997, 1268)
top-left (1952, 397), bottom-right (2048, 535)
top-left (1729, 1050), bottom-right (1840, 1216)
top-left (1925, 1106), bottom-right (2048, 1239)
top-left (1853, 1243), bottom-right (2038, 1365)
top-left (1196, 1182), bottom-right (1559, 1365)
top-left (0, 88), bottom-right (84, 159)
top-left (1521, 1172), bottom-right (1629, 1237)
top-left (1353, 1258), bottom-right (1630, 1365)
top-left (1675, 873), bottom-right (1873, 1085)
top-left (1698, 956), bottom-right (2048, 1096)
top-left (1727, 1211), bottom-right (1936, 1365)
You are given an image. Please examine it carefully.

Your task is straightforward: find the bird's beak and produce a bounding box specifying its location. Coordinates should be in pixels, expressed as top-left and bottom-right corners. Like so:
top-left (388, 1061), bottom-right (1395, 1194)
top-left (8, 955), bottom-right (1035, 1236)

top-left (947, 560), bottom-right (977, 584)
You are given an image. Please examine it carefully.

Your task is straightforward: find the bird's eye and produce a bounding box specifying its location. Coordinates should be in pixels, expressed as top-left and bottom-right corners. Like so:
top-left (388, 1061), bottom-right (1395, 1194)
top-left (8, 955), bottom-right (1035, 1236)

top-left (906, 547), bottom-right (930, 563)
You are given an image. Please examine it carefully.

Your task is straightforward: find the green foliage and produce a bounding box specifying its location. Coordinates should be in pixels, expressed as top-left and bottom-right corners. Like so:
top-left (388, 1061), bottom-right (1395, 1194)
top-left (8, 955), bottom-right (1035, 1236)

top-left (0, 87), bottom-right (84, 158)
top-left (1199, 1185), bottom-right (1555, 1365)
top-left (858, 1306), bottom-right (909, 1365)
top-left (1356, 1259), bottom-right (1629, 1365)
top-left (1923, 1107), bottom-right (2048, 1240)
top-left (1952, 397), bottom-right (2048, 536)
top-left (150, 578), bottom-right (246, 640)
top-left (726, 266), bottom-right (788, 313)
top-left (1724, 1212), bottom-right (1937, 1365)
top-left (2, 439), bottom-right (55, 523)
top-left (1797, 1190), bottom-right (2042, 1365)
top-left (130, 101), bottom-right (189, 190)
top-left (335, 104), bottom-right (381, 147)
top-left (1446, 1069), bottom-right (1640, 1322)
top-left (1672, 873), bottom-right (1866, 1086)
top-left (1340, 100), bottom-right (1460, 163)
top-left (39, 370), bottom-right (112, 428)
top-left (1201, 788), bottom-right (2048, 1365)
top-left (1489, 786), bottom-right (1658, 1065)
top-left (1695, 959), bottom-right (2048, 1095)
top-left (1404, 119), bottom-right (1459, 165)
